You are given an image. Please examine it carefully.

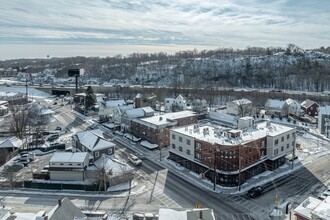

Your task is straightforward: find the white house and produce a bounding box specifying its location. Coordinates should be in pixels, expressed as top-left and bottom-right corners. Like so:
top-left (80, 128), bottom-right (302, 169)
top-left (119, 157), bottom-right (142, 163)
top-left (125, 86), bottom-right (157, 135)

top-left (98, 99), bottom-right (126, 122)
top-left (283, 98), bottom-right (302, 117)
top-left (164, 95), bottom-right (188, 112)
top-left (28, 102), bottom-right (54, 125)
top-left (265, 99), bottom-right (285, 116)
top-left (226, 98), bottom-right (252, 117)
top-left (112, 105), bottom-right (134, 124)
top-left (48, 152), bottom-right (89, 181)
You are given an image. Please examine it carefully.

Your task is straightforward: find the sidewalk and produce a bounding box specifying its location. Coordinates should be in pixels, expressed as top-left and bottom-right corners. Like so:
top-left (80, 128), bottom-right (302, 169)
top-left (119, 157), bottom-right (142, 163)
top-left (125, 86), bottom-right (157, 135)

top-left (157, 155), bottom-right (303, 195)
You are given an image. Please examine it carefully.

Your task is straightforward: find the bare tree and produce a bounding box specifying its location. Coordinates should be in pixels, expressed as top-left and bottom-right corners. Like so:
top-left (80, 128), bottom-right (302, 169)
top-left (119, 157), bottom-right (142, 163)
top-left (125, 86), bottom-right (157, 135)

top-left (7, 105), bottom-right (31, 141)
top-left (236, 99), bottom-right (253, 117)
top-left (2, 165), bottom-right (20, 189)
top-left (97, 165), bottom-right (111, 194)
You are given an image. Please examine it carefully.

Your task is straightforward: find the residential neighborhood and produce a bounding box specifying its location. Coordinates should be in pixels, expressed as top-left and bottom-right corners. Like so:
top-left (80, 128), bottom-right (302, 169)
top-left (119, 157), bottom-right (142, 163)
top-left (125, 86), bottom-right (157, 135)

top-left (0, 83), bottom-right (329, 220)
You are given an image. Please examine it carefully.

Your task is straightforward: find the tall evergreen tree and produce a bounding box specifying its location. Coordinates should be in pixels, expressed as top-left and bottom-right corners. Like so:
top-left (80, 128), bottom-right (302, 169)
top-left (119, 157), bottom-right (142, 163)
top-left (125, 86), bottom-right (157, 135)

top-left (85, 86), bottom-right (96, 109)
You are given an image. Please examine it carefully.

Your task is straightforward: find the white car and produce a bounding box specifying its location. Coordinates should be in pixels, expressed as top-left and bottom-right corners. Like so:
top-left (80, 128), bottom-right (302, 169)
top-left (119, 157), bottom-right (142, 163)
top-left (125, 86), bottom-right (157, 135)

top-left (128, 154), bottom-right (142, 166)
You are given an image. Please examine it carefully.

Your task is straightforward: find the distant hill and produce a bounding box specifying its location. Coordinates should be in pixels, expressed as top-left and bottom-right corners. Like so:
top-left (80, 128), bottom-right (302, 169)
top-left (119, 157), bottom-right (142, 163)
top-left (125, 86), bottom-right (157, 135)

top-left (1, 45), bottom-right (330, 92)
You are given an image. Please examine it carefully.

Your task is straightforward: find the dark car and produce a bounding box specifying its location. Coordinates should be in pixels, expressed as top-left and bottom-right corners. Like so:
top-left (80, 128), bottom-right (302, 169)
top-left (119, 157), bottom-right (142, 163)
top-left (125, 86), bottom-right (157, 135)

top-left (55, 126), bottom-right (62, 131)
top-left (247, 186), bottom-right (263, 198)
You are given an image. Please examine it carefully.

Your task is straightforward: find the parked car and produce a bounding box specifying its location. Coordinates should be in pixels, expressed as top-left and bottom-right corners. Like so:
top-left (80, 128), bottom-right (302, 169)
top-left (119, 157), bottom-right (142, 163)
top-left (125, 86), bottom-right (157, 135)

top-left (247, 186), bottom-right (263, 198)
top-left (128, 153), bottom-right (142, 166)
top-left (55, 126), bottom-right (62, 131)
top-left (28, 139), bottom-right (45, 146)
top-left (47, 134), bottom-right (59, 142)
top-left (53, 102), bottom-right (57, 105)
top-left (88, 124), bottom-right (98, 130)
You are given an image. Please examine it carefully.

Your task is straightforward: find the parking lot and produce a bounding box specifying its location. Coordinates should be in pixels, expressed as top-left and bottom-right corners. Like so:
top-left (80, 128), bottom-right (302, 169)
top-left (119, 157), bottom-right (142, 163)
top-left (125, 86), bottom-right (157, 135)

top-left (0, 153), bottom-right (53, 185)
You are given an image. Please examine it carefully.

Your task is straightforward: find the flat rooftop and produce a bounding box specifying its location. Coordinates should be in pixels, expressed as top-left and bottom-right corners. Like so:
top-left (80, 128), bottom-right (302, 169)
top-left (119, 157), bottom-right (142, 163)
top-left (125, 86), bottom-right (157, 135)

top-left (172, 121), bottom-right (295, 146)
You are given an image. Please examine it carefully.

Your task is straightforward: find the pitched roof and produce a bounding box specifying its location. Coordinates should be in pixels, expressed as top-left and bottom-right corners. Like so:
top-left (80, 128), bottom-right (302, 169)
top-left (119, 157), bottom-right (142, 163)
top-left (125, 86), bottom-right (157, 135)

top-left (125, 108), bottom-right (146, 118)
top-left (0, 137), bottom-right (22, 149)
top-left (48, 197), bottom-right (86, 220)
top-left (75, 129), bottom-right (115, 151)
top-left (301, 99), bottom-right (318, 108)
top-left (94, 155), bottom-right (133, 176)
top-left (105, 99), bottom-right (125, 107)
top-left (265, 99), bottom-right (285, 109)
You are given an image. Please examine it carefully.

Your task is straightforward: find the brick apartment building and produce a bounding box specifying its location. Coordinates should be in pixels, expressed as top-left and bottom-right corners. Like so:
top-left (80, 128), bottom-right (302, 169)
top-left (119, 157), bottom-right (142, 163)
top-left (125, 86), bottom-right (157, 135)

top-left (131, 110), bottom-right (198, 148)
top-left (169, 117), bottom-right (296, 187)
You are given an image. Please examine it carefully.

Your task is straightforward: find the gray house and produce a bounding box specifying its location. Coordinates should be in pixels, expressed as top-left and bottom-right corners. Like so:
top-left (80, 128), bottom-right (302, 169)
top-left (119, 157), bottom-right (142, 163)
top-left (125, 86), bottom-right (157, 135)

top-left (72, 129), bottom-right (115, 161)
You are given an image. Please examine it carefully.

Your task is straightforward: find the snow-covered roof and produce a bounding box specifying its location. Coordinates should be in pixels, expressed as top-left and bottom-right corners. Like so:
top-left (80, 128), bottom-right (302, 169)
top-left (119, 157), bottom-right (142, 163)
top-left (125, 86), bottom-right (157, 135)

top-left (311, 196), bottom-right (330, 219)
top-left (266, 99), bottom-right (285, 109)
top-left (294, 196), bottom-right (322, 219)
top-left (105, 99), bottom-right (125, 108)
top-left (0, 91), bottom-right (21, 98)
top-left (0, 100), bottom-right (8, 105)
top-left (135, 110), bottom-right (196, 128)
top-left (75, 129), bottom-right (115, 151)
top-left (142, 106), bottom-right (155, 114)
top-left (0, 137), bottom-right (22, 149)
top-left (285, 98), bottom-right (298, 105)
top-left (47, 197), bottom-right (86, 220)
top-left (29, 102), bottom-right (54, 115)
top-left (140, 140), bottom-right (158, 149)
top-left (159, 208), bottom-right (215, 220)
top-left (116, 105), bottom-right (133, 113)
top-left (301, 99), bottom-right (318, 108)
top-left (94, 155), bottom-right (133, 176)
top-left (49, 152), bottom-right (89, 163)
top-left (171, 120), bottom-right (294, 146)
top-left (125, 107), bottom-right (155, 118)
top-left (231, 98), bottom-right (252, 105)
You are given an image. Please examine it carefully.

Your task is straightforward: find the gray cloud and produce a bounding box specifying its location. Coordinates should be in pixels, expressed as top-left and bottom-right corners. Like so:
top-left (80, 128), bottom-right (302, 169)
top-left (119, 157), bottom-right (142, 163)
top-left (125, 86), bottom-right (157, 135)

top-left (0, 0), bottom-right (329, 59)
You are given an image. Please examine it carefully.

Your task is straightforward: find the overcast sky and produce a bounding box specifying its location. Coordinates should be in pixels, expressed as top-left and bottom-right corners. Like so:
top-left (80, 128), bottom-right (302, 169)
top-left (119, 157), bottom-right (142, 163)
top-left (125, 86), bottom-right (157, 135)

top-left (1, 0), bottom-right (329, 60)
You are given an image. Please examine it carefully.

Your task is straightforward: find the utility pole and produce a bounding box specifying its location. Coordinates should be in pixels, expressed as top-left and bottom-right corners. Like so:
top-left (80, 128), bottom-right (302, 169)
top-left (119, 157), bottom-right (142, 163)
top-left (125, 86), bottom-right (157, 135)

top-left (213, 150), bottom-right (217, 191)
top-left (25, 73), bottom-right (28, 103)
top-left (238, 144), bottom-right (241, 191)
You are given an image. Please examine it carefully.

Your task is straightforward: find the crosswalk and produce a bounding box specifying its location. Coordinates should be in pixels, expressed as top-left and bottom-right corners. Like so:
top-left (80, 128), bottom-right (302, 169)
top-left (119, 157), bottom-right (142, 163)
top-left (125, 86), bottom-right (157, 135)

top-left (222, 194), bottom-right (270, 220)
top-left (214, 212), bottom-right (266, 220)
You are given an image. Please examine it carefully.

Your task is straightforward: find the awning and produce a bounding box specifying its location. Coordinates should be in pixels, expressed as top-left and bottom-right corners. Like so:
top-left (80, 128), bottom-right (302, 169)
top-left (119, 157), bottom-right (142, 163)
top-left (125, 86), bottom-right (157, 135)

top-left (140, 140), bottom-right (158, 150)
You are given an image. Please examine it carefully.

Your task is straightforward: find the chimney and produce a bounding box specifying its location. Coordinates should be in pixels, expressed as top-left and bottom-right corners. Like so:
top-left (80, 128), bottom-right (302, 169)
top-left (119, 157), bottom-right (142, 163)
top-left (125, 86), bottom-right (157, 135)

top-left (58, 199), bottom-right (62, 206)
